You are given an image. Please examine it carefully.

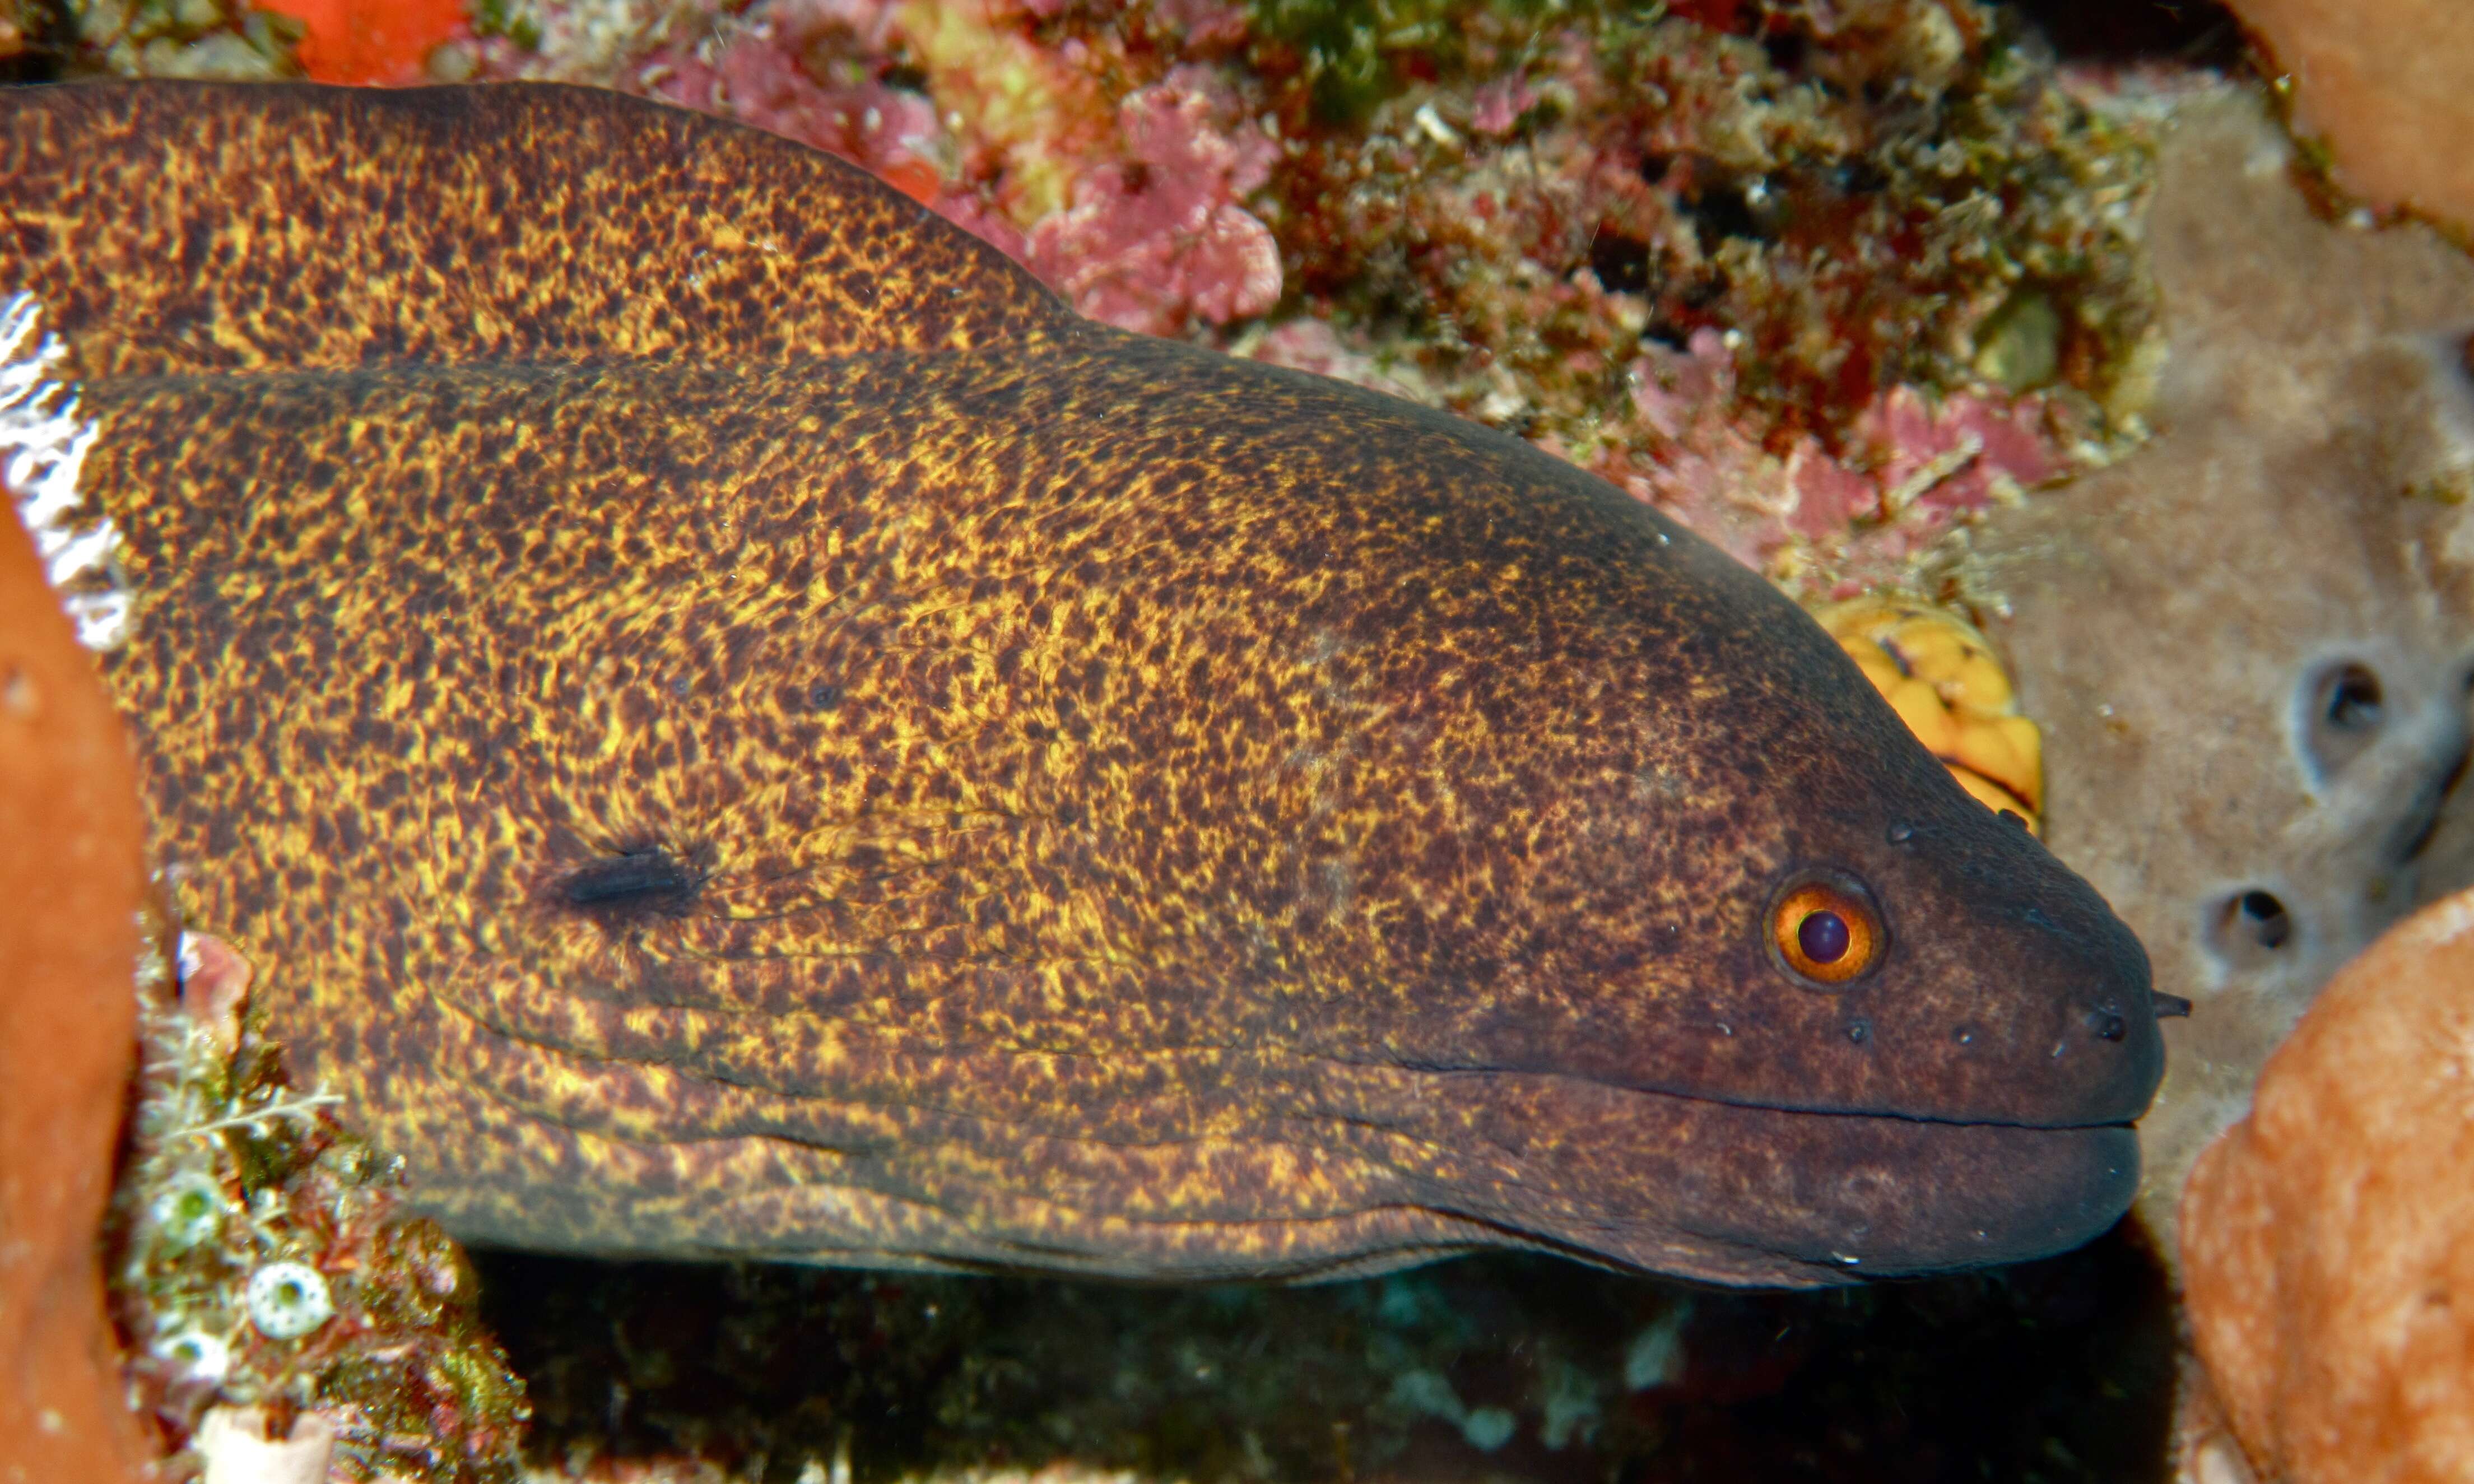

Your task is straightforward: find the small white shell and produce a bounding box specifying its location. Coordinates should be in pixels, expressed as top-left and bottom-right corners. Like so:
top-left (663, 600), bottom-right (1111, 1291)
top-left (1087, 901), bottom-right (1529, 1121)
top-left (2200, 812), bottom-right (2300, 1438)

top-left (244, 1261), bottom-right (334, 1340)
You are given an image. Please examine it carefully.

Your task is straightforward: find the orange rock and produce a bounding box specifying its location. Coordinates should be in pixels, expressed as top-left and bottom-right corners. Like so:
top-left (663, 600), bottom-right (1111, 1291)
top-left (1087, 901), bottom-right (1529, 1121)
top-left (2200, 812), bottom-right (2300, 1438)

top-left (0, 504), bottom-right (154, 1477)
top-left (2227, 0), bottom-right (2474, 234)
top-left (2181, 885), bottom-right (2474, 1483)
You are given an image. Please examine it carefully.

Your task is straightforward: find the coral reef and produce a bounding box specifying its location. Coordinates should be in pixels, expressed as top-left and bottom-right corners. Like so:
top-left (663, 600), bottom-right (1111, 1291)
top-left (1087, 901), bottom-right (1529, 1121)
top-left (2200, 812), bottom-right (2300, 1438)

top-left (111, 934), bottom-right (529, 1483)
top-left (1955, 82), bottom-right (2474, 1249)
top-left (2227, 0), bottom-right (2474, 236)
top-left (1245, 4), bottom-right (2153, 593)
top-left (0, 476), bottom-right (151, 1480)
top-left (2178, 883), bottom-right (2474, 1484)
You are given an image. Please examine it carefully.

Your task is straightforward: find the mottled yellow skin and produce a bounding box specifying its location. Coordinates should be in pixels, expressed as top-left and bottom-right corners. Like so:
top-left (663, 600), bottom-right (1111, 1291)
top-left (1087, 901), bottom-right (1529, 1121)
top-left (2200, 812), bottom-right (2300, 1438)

top-left (5, 81), bottom-right (2165, 1286)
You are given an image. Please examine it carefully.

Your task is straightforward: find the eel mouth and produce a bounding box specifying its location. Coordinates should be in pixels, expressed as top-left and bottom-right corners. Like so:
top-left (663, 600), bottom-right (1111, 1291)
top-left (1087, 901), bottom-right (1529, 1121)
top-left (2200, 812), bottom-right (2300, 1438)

top-left (1697, 1108), bottom-right (2140, 1279)
top-left (1657, 1101), bottom-right (2141, 1282)
top-left (1466, 1077), bottom-right (2145, 1285)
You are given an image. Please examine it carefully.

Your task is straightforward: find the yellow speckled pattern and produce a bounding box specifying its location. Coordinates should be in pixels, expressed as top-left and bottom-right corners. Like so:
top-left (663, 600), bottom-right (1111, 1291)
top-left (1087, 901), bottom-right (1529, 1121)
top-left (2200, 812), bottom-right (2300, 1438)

top-left (2, 78), bottom-right (1057, 379)
top-left (1818, 597), bottom-right (2045, 835)
top-left (4, 81), bottom-right (2164, 1286)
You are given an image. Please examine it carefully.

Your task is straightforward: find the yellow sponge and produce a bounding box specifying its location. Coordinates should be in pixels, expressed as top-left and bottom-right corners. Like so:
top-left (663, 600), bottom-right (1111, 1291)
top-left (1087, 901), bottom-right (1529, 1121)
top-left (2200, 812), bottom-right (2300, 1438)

top-left (1816, 596), bottom-right (2043, 834)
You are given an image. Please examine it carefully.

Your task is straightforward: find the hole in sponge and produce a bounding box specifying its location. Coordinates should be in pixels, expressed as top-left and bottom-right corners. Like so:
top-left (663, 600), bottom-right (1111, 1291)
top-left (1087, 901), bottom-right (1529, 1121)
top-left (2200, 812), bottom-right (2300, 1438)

top-left (2205, 888), bottom-right (2295, 971)
top-left (2301, 660), bottom-right (2384, 779)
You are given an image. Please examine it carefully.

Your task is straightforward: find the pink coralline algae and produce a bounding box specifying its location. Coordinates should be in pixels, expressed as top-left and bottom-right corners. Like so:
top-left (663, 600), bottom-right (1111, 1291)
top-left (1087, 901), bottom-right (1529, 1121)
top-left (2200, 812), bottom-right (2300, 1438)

top-left (1238, 318), bottom-right (1431, 403)
top-left (1024, 68), bottom-right (1283, 334)
top-left (624, 4), bottom-right (1280, 337)
top-left (1853, 386), bottom-right (2062, 514)
top-left (1467, 74), bottom-right (1540, 137)
top-left (642, 1), bottom-right (947, 203)
top-left (1618, 329), bottom-right (2071, 586)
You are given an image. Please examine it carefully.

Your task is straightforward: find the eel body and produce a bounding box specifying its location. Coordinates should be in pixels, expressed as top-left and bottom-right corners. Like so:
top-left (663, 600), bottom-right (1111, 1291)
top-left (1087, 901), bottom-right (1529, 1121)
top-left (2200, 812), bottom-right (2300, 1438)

top-left (1, 81), bottom-right (2164, 1285)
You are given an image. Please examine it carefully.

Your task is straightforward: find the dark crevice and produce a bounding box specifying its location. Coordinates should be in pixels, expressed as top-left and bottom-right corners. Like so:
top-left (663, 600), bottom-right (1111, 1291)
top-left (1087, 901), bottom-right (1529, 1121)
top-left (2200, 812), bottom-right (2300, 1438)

top-left (2005, 0), bottom-right (2248, 69)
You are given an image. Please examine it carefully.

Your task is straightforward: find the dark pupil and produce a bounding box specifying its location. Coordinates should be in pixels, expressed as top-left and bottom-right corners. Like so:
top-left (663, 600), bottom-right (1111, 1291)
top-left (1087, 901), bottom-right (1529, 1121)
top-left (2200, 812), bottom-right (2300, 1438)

top-left (1798, 909), bottom-right (1851, 964)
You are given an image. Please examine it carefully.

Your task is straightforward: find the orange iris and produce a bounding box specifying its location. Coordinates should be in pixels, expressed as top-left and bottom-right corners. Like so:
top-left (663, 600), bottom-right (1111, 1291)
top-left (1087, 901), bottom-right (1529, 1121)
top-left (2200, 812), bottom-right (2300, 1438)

top-left (1769, 878), bottom-right (1884, 985)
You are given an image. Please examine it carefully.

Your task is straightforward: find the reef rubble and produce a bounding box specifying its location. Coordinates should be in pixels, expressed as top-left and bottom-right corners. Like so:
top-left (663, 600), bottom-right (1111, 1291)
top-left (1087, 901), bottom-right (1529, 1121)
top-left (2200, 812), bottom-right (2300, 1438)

top-left (109, 930), bottom-right (530, 1483)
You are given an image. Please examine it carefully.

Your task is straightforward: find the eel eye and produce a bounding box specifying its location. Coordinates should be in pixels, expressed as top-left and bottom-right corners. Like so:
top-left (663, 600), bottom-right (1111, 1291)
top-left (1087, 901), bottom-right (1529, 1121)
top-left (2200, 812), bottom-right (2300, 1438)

top-left (1769, 876), bottom-right (1885, 987)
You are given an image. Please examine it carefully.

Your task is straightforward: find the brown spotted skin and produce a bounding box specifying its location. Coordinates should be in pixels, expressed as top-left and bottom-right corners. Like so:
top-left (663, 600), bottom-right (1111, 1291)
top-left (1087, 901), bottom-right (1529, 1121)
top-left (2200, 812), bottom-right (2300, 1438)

top-left (4, 81), bottom-right (2164, 1285)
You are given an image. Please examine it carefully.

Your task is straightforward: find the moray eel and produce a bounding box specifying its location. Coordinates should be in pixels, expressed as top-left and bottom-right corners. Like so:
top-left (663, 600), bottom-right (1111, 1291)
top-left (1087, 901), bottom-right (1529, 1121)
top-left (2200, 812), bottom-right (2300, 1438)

top-left (2, 81), bottom-right (2164, 1286)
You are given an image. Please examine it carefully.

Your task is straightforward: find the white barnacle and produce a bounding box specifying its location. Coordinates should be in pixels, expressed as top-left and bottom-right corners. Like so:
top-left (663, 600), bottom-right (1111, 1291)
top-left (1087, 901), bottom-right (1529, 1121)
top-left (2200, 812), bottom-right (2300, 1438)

top-left (244, 1260), bottom-right (335, 1340)
top-left (146, 1168), bottom-right (230, 1253)
top-left (0, 291), bottom-right (125, 649)
top-left (153, 1326), bottom-right (233, 1383)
